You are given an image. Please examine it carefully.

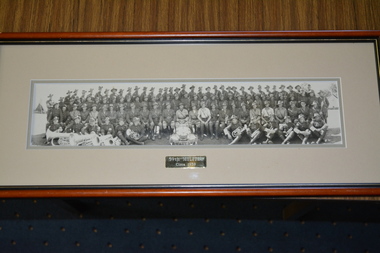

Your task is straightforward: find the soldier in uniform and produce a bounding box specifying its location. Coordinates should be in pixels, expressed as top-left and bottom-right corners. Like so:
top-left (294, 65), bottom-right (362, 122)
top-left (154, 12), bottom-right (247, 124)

top-left (175, 102), bottom-right (189, 125)
top-left (293, 114), bottom-right (311, 144)
top-left (65, 115), bottom-right (85, 134)
top-left (261, 100), bottom-right (275, 124)
top-left (262, 118), bottom-right (279, 144)
top-left (133, 96), bottom-right (142, 111)
top-left (149, 102), bottom-right (163, 140)
top-left (212, 85), bottom-right (221, 99)
top-left (208, 103), bottom-right (220, 139)
top-left (161, 102), bottom-right (176, 138)
top-left (204, 87), bottom-right (212, 99)
top-left (126, 117), bottom-right (147, 145)
top-left (188, 85), bottom-right (196, 99)
top-left (309, 112), bottom-right (328, 144)
top-left (126, 103), bottom-right (140, 126)
top-left (89, 104), bottom-right (99, 125)
top-left (80, 103), bottom-right (90, 124)
top-left (47, 116), bottom-right (63, 133)
top-left (97, 104), bottom-right (109, 126)
top-left (280, 116), bottom-right (296, 144)
top-left (274, 100), bottom-right (288, 125)
top-left (80, 90), bottom-right (87, 103)
top-left (224, 115), bottom-right (247, 145)
top-left (140, 102), bottom-right (151, 135)
top-left (238, 102), bottom-right (250, 126)
top-left (286, 85), bottom-right (297, 102)
top-left (318, 90), bottom-right (330, 122)
top-left (304, 83), bottom-right (314, 97)
top-left (107, 104), bottom-right (118, 126)
top-left (116, 89), bottom-right (124, 103)
top-left (48, 102), bottom-right (63, 124)
top-left (190, 95), bottom-right (200, 110)
top-left (309, 100), bottom-right (321, 119)
top-left (219, 85), bottom-right (228, 99)
top-left (272, 85), bottom-right (279, 101)
top-left (61, 105), bottom-right (71, 127)
top-left (299, 101), bottom-right (311, 121)
top-left (218, 101), bottom-right (230, 137)
top-left (278, 85), bottom-right (288, 100)
top-left (248, 118), bottom-right (263, 145)
top-left (172, 93), bottom-right (181, 109)
top-left (294, 85), bottom-right (302, 101)
top-left (114, 118), bottom-right (130, 145)
top-left (298, 89), bottom-right (309, 106)
top-left (249, 101), bottom-right (261, 124)
top-left (197, 101), bottom-right (211, 140)
top-left (268, 93), bottom-right (276, 109)
top-left (124, 95), bottom-right (133, 111)
top-left (83, 117), bottom-right (100, 135)
top-left (69, 104), bottom-right (81, 124)
top-left (288, 100), bottom-right (300, 122)
top-left (100, 117), bottom-right (115, 136)
top-left (180, 92), bottom-right (191, 111)
top-left (189, 104), bottom-right (200, 135)
top-left (116, 104), bottom-right (127, 123)
top-left (307, 91), bottom-right (318, 106)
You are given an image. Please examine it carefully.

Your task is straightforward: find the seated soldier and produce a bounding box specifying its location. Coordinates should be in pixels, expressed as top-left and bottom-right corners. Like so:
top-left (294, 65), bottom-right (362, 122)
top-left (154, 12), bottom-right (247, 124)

top-left (82, 117), bottom-right (100, 135)
top-left (149, 102), bottom-right (163, 141)
top-left (189, 104), bottom-right (200, 136)
top-left (100, 117), bottom-right (115, 136)
top-left (46, 116), bottom-right (63, 144)
top-left (262, 118), bottom-right (279, 144)
top-left (280, 116), bottom-right (296, 144)
top-left (114, 118), bottom-right (130, 145)
top-left (247, 118), bottom-right (263, 145)
top-left (161, 102), bottom-right (175, 138)
top-left (224, 115), bottom-right (248, 145)
top-left (309, 112), bottom-right (328, 144)
top-left (175, 103), bottom-right (189, 125)
top-left (126, 117), bottom-right (148, 145)
top-left (139, 103), bottom-right (151, 136)
top-left (293, 114), bottom-right (311, 144)
top-left (65, 116), bottom-right (85, 134)
top-left (197, 101), bottom-right (211, 141)
top-left (208, 103), bottom-right (220, 139)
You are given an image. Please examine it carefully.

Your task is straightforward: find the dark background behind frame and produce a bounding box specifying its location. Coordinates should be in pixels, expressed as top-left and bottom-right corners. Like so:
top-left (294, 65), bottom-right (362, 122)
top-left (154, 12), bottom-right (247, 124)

top-left (1, 0), bottom-right (380, 252)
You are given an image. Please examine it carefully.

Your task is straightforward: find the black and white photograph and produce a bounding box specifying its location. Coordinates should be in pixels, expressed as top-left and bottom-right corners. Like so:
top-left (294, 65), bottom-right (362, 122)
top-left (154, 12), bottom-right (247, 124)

top-left (29, 78), bottom-right (344, 148)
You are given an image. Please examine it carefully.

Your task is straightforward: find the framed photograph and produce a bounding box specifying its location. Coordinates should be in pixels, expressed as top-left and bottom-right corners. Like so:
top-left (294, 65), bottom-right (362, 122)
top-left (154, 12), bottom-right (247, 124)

top-left (0, 31), bottom-right (379, 197)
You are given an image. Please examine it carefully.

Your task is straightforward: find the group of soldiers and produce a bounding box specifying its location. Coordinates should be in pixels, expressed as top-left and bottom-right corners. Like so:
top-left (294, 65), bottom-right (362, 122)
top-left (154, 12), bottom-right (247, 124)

top-left (44, 82), bottom-right (331, 145)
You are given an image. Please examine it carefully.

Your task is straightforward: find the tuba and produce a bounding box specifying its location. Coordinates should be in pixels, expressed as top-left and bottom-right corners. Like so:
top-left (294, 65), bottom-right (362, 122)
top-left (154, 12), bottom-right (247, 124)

top-left (46, 129), bottom-right (99, 146)
top-left (68, 133), bottom-right (100, 146)
top-left (98, 135), bottom-right (121, 146)
top-left (46, 129), bottom-right (72, 146)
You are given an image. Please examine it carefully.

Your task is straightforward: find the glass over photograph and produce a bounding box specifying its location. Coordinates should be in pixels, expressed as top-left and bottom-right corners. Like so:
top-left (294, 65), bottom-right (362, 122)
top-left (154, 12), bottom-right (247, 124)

top-left (29, 78), bottom-right (345, 148)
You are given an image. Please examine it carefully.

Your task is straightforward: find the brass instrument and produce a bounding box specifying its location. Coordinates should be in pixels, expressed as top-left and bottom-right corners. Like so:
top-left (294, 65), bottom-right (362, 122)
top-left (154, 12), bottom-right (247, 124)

top-left (68, 133), bottom-right (100, 146)
top-left (46, 129), bottom-right (72, 146)
top-left (46, 129), bottom-right (120, 146)
top-left (98, 135), bottom-right (121, 146)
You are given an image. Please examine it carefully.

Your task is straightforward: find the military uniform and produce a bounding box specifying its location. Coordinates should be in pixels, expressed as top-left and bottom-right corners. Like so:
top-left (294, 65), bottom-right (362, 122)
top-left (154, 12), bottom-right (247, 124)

top-left (309, 113), bottom-right (328, 143)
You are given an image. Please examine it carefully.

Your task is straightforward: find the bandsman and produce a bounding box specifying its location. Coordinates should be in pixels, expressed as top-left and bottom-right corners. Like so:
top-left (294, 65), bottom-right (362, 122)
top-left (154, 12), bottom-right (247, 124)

top-left (126, 117), bottom-right (147, 145)
top-left (309, 112), bottom-right (328, 144)
top-left (293, 114), bottom-right (311, 144)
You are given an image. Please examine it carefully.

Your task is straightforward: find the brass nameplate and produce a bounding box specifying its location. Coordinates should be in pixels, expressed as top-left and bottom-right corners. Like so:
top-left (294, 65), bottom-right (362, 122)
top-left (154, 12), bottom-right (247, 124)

top-left (166, 156), bottom-right (206, 169)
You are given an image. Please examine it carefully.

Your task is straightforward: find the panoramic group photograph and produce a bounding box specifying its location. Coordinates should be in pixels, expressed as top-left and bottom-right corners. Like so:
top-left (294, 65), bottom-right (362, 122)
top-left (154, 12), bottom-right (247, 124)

top-left (29, 79), bottom-right (344, 148)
